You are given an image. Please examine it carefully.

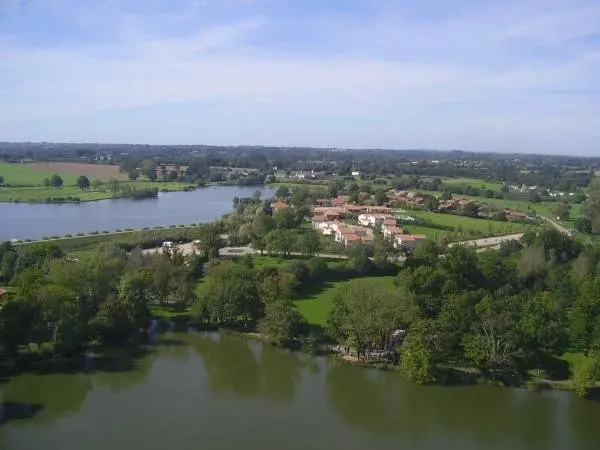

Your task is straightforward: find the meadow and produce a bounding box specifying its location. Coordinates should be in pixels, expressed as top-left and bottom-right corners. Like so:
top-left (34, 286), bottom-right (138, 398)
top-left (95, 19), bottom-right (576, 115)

top-left (441, 177), bottom-right (504, 191)
top-left (0, 161), bottom-right (195, 203)
top-left (294, 275), bottom-right (397, 326)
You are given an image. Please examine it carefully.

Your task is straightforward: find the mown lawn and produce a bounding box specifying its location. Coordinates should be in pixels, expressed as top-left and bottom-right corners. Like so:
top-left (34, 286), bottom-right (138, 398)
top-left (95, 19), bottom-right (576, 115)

top-left (294, 276), bottom-right (397, 326)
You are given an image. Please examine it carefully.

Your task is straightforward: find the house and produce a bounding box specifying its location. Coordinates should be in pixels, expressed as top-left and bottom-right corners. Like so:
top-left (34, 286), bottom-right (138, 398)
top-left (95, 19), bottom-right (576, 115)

top-left (394, 234), bottom-right (427, 250)
top-left (351, 171), bottom-right (360, 176)
top-left (506, 210), bottom-right (530, 221)
top-left (271, 201), bottom-right (289, 212)
top-left (382, 218), bottom-right (397, 228)
top-left (0, 289), bottom-right (8, 298)
top-left (330, 196), bottom-right (349, 207)
top-left (340, 232), bottom-right (361, 246)
top-left (383, 226), bottom-right (405, 238)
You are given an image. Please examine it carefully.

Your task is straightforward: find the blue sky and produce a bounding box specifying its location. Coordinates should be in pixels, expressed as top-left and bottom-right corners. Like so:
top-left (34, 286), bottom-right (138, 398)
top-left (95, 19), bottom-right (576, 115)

top-left (1, 0), bottom-right (599, 154)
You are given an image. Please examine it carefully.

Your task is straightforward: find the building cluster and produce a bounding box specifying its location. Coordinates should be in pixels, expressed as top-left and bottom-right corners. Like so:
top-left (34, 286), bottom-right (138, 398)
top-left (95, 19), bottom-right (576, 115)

top-left (309, 196), bottom-right (426, 250)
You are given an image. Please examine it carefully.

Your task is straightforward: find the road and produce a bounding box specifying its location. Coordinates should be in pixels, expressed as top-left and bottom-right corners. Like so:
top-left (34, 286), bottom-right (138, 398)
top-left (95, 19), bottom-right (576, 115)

top-left (145, 232), bottom-right (528, 260)
top-left (540, 216), bottom-right (572, 236)
top-left (144, 244), bottom-right (348, 260)
top-left (448, 233), bottom-right (524, 248)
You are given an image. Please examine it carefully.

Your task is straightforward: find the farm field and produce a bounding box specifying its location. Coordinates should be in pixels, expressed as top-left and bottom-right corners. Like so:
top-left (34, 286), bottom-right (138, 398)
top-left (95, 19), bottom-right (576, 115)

top-left (0, 161), bottom-right (125, 186)
top-left (294, 276), bottom-right (397, 326)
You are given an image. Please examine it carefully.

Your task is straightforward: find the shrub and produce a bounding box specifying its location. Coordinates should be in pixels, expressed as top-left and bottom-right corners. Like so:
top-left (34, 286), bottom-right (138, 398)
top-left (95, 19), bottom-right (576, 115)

top-left (76, 233), bottom-right (85, 236)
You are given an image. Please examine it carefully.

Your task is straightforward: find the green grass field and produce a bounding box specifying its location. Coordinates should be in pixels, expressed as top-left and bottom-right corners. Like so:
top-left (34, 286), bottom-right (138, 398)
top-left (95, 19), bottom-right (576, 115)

top-left (294, 276), bottom-right (397, 326)
top-left (442, 177), bottom-right (503, 191)
top-left (0, 181), bottom-right (195, 203)
top-left (398, 210), bottom-right (536, 244)
top-left (0, 162), bottom-right (80, 186)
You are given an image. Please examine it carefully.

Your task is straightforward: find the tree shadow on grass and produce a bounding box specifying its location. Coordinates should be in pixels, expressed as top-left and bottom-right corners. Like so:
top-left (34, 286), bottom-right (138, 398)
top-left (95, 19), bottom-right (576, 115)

top-left (295, 280), bottom-right (335, 301)
top-left (0, 402), bottom-right (44, 425)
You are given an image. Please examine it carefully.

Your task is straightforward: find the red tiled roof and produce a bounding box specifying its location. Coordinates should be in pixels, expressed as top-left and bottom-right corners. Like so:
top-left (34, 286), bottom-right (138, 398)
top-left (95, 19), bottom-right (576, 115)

top-left (271, 201), bottom-right (289, 210)
top-left (386, 226), bottom-right (404, 235)
top-left (0, 289), bottom-right (8, 297)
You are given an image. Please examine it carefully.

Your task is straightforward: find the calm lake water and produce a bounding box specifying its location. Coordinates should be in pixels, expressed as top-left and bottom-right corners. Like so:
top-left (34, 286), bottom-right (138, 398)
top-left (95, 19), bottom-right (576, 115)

top-left (1, 332), bottom-right (599, 450)
top-left (1, 186), bottom-right (276, 241)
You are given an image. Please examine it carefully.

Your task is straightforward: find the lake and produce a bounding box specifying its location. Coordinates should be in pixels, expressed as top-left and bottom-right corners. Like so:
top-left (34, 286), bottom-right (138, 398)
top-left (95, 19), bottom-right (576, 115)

top-left (1, 186), bottom-right (276, 241)
top-left (1, 332), bottom-right (599, 450)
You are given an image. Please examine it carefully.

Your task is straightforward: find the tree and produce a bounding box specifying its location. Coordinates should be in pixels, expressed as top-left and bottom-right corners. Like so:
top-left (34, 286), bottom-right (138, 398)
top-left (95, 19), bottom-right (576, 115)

top-left (0, 296), bottom-right (36, 354)
top-left (107, 178), bottom-right (121, 194)
top-left (400, 320), bottom-right (438, 384)
top-left (146, 167), bottom-right (157, 182)
top-left (258, 298), bottom-right (301, 345)
top-left (553, 202), bottom-right (570, 220)
top-left (328, 279), bottom-right (412, 362)
top-left (300, 230), bottom-right (322, 257)
top-left (423, 196), bottom-right (439, 212)
top-left (13, 241), bottom-right (63, 278)
top-left (0, 175), bottom-right (4, 185)
top-left (0, 249), bottom-right (17, 284)
top-left (373, 190), bottom-right (389, 206)
top-left (571, 353), bottom-right (600, 398)
top-left (76, 175), bottom-right (90, 190)
top-left (274, 207), bottom-right (298, 229)
top-left (91, 178), bottom-right (104, 190)
top-left (43, 177), bottom-right (51, 187)
top-left (519, 291), bottom-right (566, 361)
top-left (463, 325), bottom-right (517, 374)
top-left (197, 223), bottom-right (222, 259)
top-left (345, 243), bottom-right (371, 272)
top-left (583, 176), bottom-right (600, 231)
top-left (140, 159), bottom-right (157, 181)
top-left (264, 229), bottom-right (293, 256)
top-left (461, 202), bottom-right (479, 218)
top-left (575, 217), bottom-right (593, 234)
top-left (50, 174), bottom-right (63, 188)
top-left (274, 186), bottom-right (290, 200)
top-left (193, 262), bottom-right (261, 326)
top-left (569, 275), bottom-right (600, 353)
top-left (373, 233), bottom-right (395, 267)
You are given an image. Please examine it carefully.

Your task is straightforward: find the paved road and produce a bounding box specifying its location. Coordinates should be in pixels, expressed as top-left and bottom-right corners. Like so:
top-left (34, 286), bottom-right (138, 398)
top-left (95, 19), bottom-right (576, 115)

top-left (448, 233), bottom-right (524, 248)
top-left (144, 244), bottom-right (348, 260)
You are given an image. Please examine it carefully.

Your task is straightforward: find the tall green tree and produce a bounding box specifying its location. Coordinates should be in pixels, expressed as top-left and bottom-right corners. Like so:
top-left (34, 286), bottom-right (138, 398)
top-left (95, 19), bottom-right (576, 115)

top-left (300, 230), bottom-right (322, 257)
top-left (76, 175), bottom-right (90, 190)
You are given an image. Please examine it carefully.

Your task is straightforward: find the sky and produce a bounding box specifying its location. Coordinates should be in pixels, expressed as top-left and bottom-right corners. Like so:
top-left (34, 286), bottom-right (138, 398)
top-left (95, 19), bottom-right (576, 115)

top-left (0, 0), bottom-right (599, 155)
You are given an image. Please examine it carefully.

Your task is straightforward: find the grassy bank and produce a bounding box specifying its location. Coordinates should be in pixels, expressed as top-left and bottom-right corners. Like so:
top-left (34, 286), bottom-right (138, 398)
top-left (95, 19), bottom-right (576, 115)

top-left (15, 225), bottom-right (201, 259)
top-left (0, 181), bottom-right (196, 203)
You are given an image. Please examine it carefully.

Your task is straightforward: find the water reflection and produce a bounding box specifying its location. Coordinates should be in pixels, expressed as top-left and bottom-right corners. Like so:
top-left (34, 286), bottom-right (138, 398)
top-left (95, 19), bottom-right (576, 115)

top-left (0, 331), bottom-right (599, 450)
top-left (182, 331), bottom-right (302, 404)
